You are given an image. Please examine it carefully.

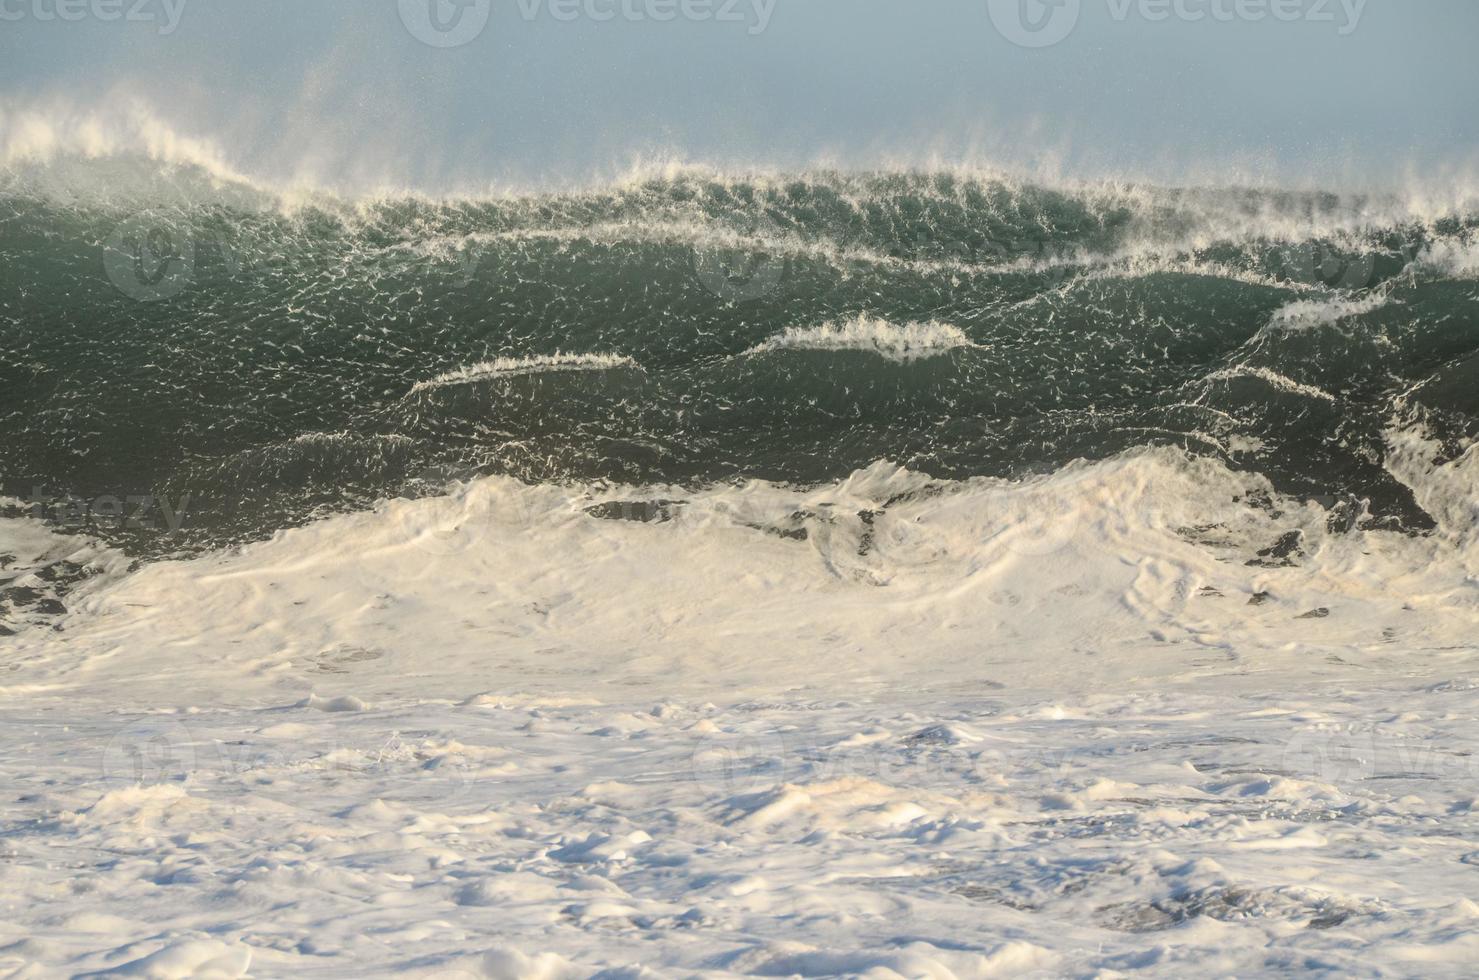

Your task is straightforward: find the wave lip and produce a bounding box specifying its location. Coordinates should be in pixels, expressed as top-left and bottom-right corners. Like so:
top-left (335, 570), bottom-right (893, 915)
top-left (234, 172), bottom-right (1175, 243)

top-left (744, 316), bottom-right (978, 363)
top-left (411, 352), bottom-right (641, 392)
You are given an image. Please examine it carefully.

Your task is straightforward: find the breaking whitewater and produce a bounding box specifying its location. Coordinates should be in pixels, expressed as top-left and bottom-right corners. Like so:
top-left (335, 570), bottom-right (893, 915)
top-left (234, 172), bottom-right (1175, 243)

top-left (4, 124), bottom-right (1479, 976)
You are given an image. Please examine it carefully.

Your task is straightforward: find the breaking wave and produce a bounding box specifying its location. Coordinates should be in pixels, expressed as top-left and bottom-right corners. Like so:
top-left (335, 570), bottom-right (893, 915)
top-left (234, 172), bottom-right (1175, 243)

top-left (3, 136), bottom-right (1478, 602)
top-left (744, 316), bottom-right (977, 362)
top-left (412, 353), bottom-right (641, 392)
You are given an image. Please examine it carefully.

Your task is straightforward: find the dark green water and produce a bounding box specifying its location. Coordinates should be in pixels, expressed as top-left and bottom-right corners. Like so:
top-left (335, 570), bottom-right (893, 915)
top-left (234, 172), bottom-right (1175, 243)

top-left (3, 169), bottom-right (1477, 555)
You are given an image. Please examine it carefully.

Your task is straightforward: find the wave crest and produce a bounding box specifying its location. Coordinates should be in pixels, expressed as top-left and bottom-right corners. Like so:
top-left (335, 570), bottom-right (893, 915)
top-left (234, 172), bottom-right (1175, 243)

top-left (411, 353), bottom-right (641, 392)
top-left (744, 316), bottom-right (977, 362)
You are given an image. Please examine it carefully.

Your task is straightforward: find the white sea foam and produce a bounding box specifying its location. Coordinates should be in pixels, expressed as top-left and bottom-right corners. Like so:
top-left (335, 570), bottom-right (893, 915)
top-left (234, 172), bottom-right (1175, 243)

top-left (6, 444), bottom-right (1479, 974)
top-left (1384, 427), bottom-right (1479, 549)
top-left (1267, 292), bottom-right (1391, 331)
top-left (11, 444), bottom-right (1476, 706)
top-left (745, 316), bottom-right (977, 362)
top-left (13, 96), bottom-right (1479, 977)
top-left (1202, 366), bottom-right (1338, 402)
top-left (410, 352), bottom-right (640, 392)
top-left (1417, 235), bottom-right (1479, 279)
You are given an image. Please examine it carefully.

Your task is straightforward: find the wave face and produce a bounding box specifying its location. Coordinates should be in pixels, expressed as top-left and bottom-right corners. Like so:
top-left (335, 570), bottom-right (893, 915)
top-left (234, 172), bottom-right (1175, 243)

top-left (3, 162), bottom-right (1479, 556)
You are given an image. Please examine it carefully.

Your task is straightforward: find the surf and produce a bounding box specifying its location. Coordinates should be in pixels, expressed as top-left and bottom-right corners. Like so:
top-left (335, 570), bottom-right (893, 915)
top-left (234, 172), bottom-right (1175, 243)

top-left (2, 146), bottom-right (1478, 575)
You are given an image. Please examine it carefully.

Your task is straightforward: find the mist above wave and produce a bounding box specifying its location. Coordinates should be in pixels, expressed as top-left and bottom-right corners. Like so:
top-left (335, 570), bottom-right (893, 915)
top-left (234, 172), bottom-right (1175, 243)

top-left (5, 98), bottom-right (1479, 232)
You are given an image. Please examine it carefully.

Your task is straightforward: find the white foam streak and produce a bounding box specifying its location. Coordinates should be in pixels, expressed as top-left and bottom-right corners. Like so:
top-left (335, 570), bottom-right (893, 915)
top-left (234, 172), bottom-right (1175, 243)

top-left (745, 316), bottom-right (977, 362)
top-left (411, 352), bottom-right (639, 392)
top-left (1267, 293), bottom-right (1391, 331)
top-left (1203, 366), bottom-right (1338, 403)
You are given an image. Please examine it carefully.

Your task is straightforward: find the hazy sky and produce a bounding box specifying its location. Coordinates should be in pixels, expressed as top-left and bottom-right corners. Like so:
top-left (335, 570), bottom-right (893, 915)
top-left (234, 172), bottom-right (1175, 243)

top-left (3, 0), bottom-right (1477, 191)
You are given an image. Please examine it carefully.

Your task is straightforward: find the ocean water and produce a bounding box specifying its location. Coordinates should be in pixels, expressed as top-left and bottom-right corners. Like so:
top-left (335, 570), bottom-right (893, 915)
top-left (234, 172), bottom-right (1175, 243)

top-left (3, 158), bottom-right (1478, 574)
top-left (6, 142), bottom-right (1479, 977)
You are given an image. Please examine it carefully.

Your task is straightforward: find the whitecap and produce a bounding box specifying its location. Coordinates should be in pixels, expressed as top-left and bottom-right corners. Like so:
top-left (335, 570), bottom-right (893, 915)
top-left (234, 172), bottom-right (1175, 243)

top-left (744, 316), bottom-right (977, 363)
top-left (1267, 293), bottom-right (1390, 331)
top-left (411, 353), bottom-right (640, 392)
top-left (1202, 366), bottom-right (1337, 403)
